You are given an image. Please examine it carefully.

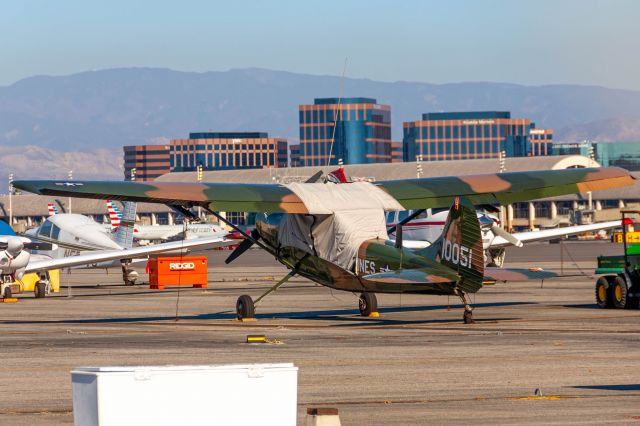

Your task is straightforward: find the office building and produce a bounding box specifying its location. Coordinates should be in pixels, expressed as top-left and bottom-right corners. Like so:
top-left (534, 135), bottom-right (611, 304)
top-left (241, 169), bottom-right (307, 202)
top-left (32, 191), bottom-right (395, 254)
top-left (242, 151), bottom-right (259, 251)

top-left (403, 111), bottom-right (537, 162)
top-left (299, 97), bottom-right (392, 166)
top-left (530, 128), bottom-right (554, 156)
top-left (289, 144), bottom-right (301, 167)
top-left (123, 144), bottom-right (171, 181)
top-left (170, 132), bottom-right (288, 172)
top-left (553, 141), bottom-right (640, 170)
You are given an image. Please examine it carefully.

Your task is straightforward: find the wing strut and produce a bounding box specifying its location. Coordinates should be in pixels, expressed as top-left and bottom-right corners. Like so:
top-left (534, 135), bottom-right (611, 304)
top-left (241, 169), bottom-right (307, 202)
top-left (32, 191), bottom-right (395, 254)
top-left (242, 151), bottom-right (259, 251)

top-left (387, 209), bottom-right (426, 236)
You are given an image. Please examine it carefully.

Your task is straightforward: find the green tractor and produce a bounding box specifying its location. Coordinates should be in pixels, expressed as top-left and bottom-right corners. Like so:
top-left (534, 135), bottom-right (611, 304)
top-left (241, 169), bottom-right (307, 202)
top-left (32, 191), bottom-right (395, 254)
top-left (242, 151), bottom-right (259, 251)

top-left (595, 210), bottom-right (640, 309)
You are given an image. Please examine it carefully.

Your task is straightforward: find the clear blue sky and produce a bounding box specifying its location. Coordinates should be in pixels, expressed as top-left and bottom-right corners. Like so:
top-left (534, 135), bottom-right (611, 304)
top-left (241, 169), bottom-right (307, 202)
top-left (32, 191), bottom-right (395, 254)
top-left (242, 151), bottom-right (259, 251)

top-left (1, 0), bottom-right (638, 90)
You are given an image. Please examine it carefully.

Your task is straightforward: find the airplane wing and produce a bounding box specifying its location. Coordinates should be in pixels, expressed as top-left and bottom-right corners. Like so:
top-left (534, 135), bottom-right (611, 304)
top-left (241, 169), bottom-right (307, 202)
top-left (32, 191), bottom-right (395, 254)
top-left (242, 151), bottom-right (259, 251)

top-left (23, 237), bottom-right (236, 273)
top-left (490, 220), bottom-right (622, 248)
top-left (14, 167), bottom-right (634, 213)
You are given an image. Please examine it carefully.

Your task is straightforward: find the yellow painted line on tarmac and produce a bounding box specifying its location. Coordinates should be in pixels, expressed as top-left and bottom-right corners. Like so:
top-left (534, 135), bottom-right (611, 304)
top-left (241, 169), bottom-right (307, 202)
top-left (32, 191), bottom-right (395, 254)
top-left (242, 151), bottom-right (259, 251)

top-left (511, 395), bottom-right (572, 401)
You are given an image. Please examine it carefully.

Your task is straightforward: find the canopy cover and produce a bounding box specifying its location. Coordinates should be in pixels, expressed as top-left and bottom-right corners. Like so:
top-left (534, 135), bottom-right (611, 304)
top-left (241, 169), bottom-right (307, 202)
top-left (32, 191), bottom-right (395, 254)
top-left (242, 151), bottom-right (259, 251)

top-left (278, 182), bottom-right (392, 270)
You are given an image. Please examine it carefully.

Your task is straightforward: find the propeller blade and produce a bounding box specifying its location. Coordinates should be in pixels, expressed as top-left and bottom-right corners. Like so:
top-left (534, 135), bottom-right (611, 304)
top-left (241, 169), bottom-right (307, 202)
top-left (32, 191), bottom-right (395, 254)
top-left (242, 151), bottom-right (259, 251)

top-left (304, 170), bottom-right (324, 183)
top-left (224, 229), bottom-right (261, 264)
top-left (491, 224), bottom-right (523, 247)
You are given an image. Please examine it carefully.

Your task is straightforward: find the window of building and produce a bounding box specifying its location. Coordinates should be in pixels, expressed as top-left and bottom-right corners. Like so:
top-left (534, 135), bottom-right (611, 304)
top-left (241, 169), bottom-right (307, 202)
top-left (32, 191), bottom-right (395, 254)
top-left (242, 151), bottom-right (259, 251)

top-left (461, 126), bottom-right (467, 138)
top-left (453, 142), bottom-right (459, 154)
top-left (305, 110), bottom-right (311, 123)
top-left (312, 110), bottom-right (318, 123)
top-left (468, 126), bottom-right (474, 138)
top-left (299, 111), bottom-right (304, 124)
top-left (445, 126), bottom-right (451, 139)
top-left (469, 141), bottom-right (475, 154)
top-left (453, 126), bottom-right (459, 139)
top-left (438, 141), bottom-right (444, 155)
top-left (421, 127), bottom-right (428, 140)
top-left (429, 126), bottom-right (436, 139)
top-left (461, 141), bottom-right (467, 155)
top-left (306, 127), bottom-right (311, 139)
top-left (437, 126), bottom-right (443, 139)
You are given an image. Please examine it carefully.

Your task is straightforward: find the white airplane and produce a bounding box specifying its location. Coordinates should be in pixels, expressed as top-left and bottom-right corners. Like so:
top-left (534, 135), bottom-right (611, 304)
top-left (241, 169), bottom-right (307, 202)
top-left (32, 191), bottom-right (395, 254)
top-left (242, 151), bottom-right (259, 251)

top-left (106, 200), bottom-right (225, 242)
top-left (387, 209), bottom-right (623, 266)
top-left (24, 201), bottom-right (231, 286)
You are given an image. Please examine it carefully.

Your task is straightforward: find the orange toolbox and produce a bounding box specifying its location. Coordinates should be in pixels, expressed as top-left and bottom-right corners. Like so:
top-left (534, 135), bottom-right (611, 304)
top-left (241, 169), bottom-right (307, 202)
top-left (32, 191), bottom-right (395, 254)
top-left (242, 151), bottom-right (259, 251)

top-left (148, 256), bottom-right (208, 290)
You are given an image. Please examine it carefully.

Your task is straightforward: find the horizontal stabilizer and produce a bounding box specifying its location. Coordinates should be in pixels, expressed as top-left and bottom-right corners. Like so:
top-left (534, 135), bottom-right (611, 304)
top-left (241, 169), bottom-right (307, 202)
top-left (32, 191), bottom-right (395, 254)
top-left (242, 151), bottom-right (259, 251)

top-left (484, 267), bottom-right (557, 282)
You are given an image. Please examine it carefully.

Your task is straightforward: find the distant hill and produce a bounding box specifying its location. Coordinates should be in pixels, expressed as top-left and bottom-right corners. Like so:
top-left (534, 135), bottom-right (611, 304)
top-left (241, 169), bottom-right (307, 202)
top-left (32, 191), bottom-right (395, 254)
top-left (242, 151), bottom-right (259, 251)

top-left (1, 67), bottom-right (640, 181)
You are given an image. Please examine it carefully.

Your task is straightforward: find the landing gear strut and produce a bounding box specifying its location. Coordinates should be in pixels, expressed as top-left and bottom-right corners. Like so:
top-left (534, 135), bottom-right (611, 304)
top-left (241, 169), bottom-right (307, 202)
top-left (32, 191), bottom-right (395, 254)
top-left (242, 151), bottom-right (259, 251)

top-left (455, 289), bottom-right (475, 324)
top-left (235, 270), bottom-right (298, 320)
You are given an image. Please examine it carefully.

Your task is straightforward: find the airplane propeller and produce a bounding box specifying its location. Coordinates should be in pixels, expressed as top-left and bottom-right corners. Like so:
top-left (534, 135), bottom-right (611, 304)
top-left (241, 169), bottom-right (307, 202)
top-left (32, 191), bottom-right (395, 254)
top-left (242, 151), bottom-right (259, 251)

top-left (478, 214), bottom-right (523, 247)
top-left (225, 229), bottom-right (262, 264)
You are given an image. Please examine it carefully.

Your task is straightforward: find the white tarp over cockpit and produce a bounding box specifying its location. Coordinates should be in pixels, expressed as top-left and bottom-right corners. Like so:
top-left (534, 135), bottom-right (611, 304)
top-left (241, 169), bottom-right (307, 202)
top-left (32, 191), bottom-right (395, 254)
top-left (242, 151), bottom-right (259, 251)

top-left (277, 182), bottom-right (396, 270)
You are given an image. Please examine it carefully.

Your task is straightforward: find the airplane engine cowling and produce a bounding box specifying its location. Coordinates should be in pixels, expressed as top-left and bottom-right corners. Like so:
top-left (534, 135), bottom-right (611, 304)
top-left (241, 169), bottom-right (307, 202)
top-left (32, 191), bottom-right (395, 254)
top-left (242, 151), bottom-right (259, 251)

top-left (0, 250), bottom-right (31, 274)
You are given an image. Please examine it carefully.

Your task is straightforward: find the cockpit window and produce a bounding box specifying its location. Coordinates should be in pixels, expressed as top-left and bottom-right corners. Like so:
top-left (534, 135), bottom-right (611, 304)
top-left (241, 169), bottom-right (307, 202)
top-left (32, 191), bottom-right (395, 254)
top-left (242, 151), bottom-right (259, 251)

top-left (398, 211), bottom-right (410, 222)
top-left (51, 224), bottom-right (61, 240)
top-left (39, 220), bottom-right (53, 238)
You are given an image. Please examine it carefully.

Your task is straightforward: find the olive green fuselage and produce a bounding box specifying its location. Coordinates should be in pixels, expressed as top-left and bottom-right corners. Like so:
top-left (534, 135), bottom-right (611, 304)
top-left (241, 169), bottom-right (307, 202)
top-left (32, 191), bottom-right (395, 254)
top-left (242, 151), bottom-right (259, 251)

top-left (256, 214), bottom-right (461, 296)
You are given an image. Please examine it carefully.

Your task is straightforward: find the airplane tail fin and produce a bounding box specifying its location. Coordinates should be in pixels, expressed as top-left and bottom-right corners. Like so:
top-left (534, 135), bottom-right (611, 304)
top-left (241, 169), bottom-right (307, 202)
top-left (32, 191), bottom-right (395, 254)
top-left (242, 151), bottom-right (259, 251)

top-left (419, 197), bottom-right (484, 293)
top-left (47, 203), bottom-right (58, 216)
top-left (113, 201), bottom-right (137, 249)
top-left (106, 200), bottom-right (122, 229)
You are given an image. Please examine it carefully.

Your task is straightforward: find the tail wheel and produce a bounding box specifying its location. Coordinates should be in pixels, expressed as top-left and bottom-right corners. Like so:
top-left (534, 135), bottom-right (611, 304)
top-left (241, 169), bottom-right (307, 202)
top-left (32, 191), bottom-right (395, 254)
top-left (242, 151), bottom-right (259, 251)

top-left (358, 292), bottom-right (378, 316)
top-left (611, 276), bottom-right (635, 309)
top-left (35, 282), bottom-right (46, 299)
top-left (236, 295), bottom-right (255, 320)
top-left (595, 276), bottom-right (613, 309)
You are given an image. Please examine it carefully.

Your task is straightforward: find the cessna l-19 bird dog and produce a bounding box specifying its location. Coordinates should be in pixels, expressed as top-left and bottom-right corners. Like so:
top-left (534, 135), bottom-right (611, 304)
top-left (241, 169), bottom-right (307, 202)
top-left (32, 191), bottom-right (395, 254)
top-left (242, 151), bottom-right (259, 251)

top-left (15, 167), bottom-right (634, 322)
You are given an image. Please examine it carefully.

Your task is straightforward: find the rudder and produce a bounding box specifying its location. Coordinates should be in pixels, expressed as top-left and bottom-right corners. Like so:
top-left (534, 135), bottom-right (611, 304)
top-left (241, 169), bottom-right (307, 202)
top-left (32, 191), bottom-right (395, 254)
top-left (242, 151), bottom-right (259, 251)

top-left (420, 197), bottom-right (484, 293)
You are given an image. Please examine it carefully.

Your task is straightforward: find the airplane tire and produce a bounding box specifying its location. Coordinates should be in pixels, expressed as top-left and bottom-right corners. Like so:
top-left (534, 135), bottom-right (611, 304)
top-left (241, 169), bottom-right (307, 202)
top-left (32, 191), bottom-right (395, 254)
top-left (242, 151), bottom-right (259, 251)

top-left (3, 286), bottom-right (11, 299)
top-left (35, 282), bottom-right (46, 299)
top-left (358, 292), bottom-right (378, 316)
top-left (595, 276), bottom-right (613, 309)
top-left (236, 295), bottom-right (255, 320)
top-left (611, 276), bottom-right (631, 309)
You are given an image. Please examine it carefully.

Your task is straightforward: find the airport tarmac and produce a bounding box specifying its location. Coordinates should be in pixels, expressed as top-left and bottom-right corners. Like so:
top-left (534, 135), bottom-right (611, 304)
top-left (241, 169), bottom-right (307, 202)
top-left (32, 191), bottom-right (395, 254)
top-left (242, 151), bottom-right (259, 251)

top-left (1, 241), bottom-right (639, 425)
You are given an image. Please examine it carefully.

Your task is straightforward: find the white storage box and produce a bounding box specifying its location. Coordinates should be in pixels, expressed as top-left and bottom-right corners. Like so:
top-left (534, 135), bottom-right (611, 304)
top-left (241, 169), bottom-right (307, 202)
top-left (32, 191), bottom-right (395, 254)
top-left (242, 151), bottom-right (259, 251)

top-left (71, 363), bottom-right (298, 426)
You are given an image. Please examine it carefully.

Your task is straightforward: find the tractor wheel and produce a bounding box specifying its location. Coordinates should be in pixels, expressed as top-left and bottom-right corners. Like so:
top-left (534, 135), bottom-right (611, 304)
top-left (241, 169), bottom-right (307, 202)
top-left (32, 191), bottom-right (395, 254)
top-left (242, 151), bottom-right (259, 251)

top-left (236, 295), bottom-right (255, 320)
top-left (35, 282), bottom-right (46, 299)
top-left (358, 292), bottom-right (378, 316)
top-left (611, 276), bottom-right (631, 309)
top-left (595, 276), bottom-right (613, 309)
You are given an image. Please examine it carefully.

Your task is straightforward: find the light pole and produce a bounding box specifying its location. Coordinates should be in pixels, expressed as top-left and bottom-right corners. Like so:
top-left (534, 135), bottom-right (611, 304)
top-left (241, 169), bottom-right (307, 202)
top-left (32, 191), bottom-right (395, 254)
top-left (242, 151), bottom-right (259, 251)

top-left (196, 164), bottom-right (203, 220)
top-left (416, 154), bottom-right (423, 179)
top-left (130, 168), bottom-right (136, 181)
top-left (8, 173), bottom-right (13, 226)
top-left (68, 170), bottom-right (73, 213)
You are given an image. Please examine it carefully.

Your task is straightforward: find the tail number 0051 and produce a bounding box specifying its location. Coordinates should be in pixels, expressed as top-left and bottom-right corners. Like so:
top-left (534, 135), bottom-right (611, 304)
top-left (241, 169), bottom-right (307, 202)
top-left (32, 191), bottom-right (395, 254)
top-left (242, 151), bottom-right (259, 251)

top-left (442, 239), bottom-right (472, 268)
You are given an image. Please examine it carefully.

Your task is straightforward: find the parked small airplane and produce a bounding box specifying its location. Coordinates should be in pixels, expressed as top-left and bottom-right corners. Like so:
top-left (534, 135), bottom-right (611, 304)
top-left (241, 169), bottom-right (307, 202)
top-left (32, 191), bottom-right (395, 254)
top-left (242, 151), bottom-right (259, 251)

top-left (15, 166), bottom-right (634, 322)
top-left (25, 201), bottom-right (230, 285)
top-left (386, 209), bottom-right (624, 266)
top-left (106, 200), bottom-right (225, 242)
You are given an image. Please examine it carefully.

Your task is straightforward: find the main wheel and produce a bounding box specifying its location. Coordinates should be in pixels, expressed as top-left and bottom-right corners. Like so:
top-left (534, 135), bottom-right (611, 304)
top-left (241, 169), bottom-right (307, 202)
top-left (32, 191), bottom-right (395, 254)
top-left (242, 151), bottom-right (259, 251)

top-left (463, 310), bottom-right (475, 324)
top-left (358, 292), bottom-right (378, 316)
top-left (3, 286), bottom-right (12, 299)
top-left (236, 295), bottom-right (255, 320)
top-left (595, 276), bottom-right (613, 309)
top-left (35, 282), bottom-right (46, 299)
top-left (611, 276), bottom-right (631, 309)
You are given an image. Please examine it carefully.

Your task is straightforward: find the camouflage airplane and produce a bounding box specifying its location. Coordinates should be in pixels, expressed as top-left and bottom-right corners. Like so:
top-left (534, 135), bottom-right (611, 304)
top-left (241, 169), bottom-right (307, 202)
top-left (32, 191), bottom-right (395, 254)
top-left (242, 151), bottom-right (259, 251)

top-left (14, 166), bottom-right (634, 323)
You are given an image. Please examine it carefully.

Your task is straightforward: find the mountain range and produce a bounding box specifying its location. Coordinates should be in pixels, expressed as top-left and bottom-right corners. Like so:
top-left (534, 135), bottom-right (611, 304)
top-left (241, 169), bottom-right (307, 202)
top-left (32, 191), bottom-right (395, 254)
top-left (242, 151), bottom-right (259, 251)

top-left (1, 67), bottom-right (640, 182)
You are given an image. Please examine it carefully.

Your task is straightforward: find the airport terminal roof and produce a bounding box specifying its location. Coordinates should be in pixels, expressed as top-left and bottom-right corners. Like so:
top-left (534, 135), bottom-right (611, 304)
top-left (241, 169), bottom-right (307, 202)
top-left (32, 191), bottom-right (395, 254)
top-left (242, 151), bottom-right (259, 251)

top-left (157, 155), bottom-right (601, 184)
